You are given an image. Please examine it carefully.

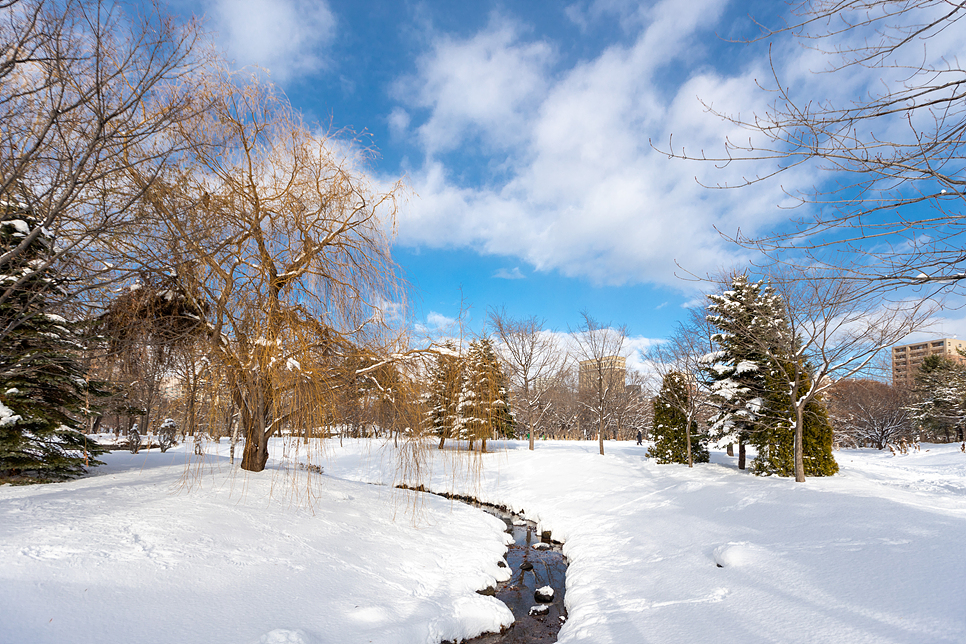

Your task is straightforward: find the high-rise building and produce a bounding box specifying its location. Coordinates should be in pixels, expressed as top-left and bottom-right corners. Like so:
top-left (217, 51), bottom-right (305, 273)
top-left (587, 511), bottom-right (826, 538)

top-left (892, 338), bottom-right (966, 387)
top-left (578, 355), bottom-right (626, 395)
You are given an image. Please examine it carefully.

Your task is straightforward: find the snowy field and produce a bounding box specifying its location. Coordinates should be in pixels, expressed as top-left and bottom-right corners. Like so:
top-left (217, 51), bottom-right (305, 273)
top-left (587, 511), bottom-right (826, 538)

top-left (2, 439), bottom-right (964, 644)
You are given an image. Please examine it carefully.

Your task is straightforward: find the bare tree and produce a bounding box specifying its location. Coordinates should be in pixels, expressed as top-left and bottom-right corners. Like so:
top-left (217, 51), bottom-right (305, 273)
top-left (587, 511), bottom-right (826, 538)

top-left (668, 1), bottom-right (966, 299)
top-left (571, 312), bottom-right (629, 456)
top-left (0, 0), bottom-right (208, 340)
top-left (542, 364), bottom-right (580, 440)
top-left (92, 274), bottom-right (204, 437)
top-left (489, 309), bottom-right (565, 450)
top-left (610, 369), bottom-right (652, 441)
top-left (137, 77), bottom-right (403, 472)
top-left (825, 378), bottom-right (912, 449)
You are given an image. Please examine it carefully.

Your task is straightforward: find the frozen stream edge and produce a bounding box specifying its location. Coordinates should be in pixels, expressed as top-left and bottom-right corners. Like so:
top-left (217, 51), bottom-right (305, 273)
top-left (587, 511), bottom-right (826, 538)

top-left (396, 485), bottom-right (569, 644)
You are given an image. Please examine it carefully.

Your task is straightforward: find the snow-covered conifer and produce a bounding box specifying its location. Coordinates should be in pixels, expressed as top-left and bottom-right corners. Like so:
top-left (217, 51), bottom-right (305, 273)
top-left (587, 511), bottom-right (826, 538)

top-left (648, 371), bottom-right (709, 465)
top-left (704, 275), bottom-right (787, 466)
top-left (424, 342), bottom-right (463, 449)
top-left (0, 205), bottom-right (106, 482)
top-left (454, 338), bottom-right (514, 451)
top-left (752, 357), bottom-right (839, 477)
top-left (909, 354), bottom-right (966, 443)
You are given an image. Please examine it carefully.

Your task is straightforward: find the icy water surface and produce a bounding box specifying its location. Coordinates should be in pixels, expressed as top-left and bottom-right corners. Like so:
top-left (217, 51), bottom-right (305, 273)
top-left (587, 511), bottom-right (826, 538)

top-left (396, 486), bottom-right (569, 643)
top-left (461, 503), bottom-right (568, 643)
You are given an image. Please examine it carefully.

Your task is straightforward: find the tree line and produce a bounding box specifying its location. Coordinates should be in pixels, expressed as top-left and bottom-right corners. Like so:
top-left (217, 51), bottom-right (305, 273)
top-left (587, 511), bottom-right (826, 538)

top-left (647, 272), bottom-right (964, 481)
top-left (0, 0), bottom-right (408, 481)
top-left (3, 0), bottom-right (963, 484)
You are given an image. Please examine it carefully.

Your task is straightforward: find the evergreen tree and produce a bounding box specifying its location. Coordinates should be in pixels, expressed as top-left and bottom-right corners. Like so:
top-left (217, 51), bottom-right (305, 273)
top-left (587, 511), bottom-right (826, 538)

top-left (704, 275), bottom-right (787, 468)
top-left (752, 357), bottom-right (839, 477)
top-left (648, 371), bottom-right (709, 465)
top-left (455, 338), bottom-right (514, 450)
top-left (705, 273), bottom-right (838, 478)
top-left (909, 353), bottom-right (966, 443)
top-left (424, 342), bottom-right (462, 449)
top-left (0, 204), bottom-right (106, 482)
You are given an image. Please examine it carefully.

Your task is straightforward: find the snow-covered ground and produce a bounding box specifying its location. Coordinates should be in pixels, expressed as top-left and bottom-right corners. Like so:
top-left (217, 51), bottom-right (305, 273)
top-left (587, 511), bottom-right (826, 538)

top-left (0, 443), bottom-right (512, 644)
top-left (2, 439), bottom-right (964, 643)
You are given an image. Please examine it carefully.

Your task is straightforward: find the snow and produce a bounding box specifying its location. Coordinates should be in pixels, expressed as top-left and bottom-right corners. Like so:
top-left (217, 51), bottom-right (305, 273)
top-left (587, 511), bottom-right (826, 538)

top-left (734, 360), bottom-right (758, 374)
top-left (0, 444), bottom-right (512, 644)
top-left (0, 400), bottom-right (22, 426)
top-left (2, 439), bottom-right (964, 644)
top-left (2, 218), bottom-right (30, 235)
top-left (324, 440), bottom-right (966, 644)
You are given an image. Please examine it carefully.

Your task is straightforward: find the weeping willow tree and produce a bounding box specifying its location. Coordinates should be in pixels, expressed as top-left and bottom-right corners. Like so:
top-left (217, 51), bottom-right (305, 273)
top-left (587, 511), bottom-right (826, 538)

top-left (132, 75), bottom-right (404, 472)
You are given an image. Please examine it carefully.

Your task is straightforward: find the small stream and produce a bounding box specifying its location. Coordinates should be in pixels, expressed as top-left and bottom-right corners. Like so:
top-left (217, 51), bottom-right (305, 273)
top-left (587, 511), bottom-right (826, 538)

top-left (404, 488), bottom-right (568, 644)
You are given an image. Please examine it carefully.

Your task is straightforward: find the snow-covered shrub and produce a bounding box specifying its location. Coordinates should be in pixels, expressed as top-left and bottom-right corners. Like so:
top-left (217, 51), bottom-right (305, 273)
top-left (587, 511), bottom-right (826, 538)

top-left (158, 418), bottom-right (178, 453)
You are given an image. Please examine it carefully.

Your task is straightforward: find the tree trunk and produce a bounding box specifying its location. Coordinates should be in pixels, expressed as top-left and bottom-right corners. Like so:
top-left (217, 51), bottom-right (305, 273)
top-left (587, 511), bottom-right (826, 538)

top-left (528, 420), bottom-right (535, 450)
top-left (794, 405), bottom-right (806, 482)
top-left (726, 443), bottom-right (734, 457)
top-left (686, 420), bottom-right (693, 468)
top-left (239, 388), bottom-right (271, 472)
top-left (241, 427), bottom-right (269, 471)
top-left (598, 415), bottom-right (605, 456)
top-left (738, 440), bottom-right (746, 470)
top-left (438, 435), bottom-right (445, 450)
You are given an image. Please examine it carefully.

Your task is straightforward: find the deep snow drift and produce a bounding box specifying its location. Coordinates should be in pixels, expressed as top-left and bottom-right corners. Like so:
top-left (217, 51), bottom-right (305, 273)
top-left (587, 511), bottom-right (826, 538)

top-left (2, 439), bottom-right (964, 644)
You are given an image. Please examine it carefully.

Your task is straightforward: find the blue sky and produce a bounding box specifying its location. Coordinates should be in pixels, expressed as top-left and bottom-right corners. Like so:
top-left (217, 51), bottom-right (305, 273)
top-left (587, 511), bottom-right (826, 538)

top-left (166, 0), bottom-right (966, 359)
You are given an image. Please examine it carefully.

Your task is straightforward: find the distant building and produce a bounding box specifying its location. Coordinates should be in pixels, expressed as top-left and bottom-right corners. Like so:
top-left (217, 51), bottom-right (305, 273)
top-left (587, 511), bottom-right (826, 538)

top-left (578, 356), bottom-right (626, 395)
top-left (892, 338), bottom-right (966, 387)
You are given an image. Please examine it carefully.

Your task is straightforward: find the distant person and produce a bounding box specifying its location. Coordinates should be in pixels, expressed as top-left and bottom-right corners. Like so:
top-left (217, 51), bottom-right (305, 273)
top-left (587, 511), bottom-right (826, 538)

top-left (636, 430), bottom-right (643, 446)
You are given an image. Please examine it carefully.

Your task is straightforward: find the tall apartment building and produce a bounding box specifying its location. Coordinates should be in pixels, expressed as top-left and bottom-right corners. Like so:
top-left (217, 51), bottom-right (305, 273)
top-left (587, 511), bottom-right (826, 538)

top-left (892, 338), bottom-right (966, 387)
top-left (578, 355), bottom-right (627, 395)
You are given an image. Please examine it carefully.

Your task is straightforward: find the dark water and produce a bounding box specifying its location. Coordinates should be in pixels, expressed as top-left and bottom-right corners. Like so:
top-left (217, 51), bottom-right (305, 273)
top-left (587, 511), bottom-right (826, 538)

top-left (460, 504), bottom-right (568, 643)
top-left (396, 486), bottom-right (569, 643)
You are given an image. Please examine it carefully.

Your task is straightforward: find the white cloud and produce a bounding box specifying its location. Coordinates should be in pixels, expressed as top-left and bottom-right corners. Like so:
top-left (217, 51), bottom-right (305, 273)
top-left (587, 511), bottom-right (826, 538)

top-left (493, 267), bottom-right (525, 280)
top-left (207, 0), bottom-right (336, 80)
top-left (395, 15), bottom-right (554, 154)
top-left (388, 107), bottom-right (411, 140)
top-left (413, 310), bottom-right (462, 339)
top-left (390, 0), bottom-right (824, 288)
top-left (426, 311), bottom-right (458, 329)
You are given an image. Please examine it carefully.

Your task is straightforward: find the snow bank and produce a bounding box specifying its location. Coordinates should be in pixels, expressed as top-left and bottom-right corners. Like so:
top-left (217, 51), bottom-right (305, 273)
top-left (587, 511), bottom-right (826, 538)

top-left (0, 445), bottom-right (512, 644)
top-left (326, 439), bottom-right (966, 644)
top-left (4, 437), bottom-right (964, 644)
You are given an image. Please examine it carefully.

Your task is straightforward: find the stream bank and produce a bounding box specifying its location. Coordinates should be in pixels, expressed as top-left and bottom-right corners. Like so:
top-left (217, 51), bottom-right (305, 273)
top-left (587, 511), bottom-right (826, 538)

top-left (398, 486), bottom-right (568, 643)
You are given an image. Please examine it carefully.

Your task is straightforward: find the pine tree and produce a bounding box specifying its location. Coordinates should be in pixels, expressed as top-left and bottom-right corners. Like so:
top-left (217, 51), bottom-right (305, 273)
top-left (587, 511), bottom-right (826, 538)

top-left (752, 357), bottom-right (838, 477)
top-left (424, 342), bottom-right (463, 449)
top-left (648, 371), bottom-right (709, 465)
top-left (0, 203), bottom-right (106, 482)
top-left (704, 275), bottom-right (787, 468)
top-left (705, 274), bottom-right (838, 478)
top-left (909, 353), bottom-right (966, 443)
top-left (454, 338), bottom-right (514, 451)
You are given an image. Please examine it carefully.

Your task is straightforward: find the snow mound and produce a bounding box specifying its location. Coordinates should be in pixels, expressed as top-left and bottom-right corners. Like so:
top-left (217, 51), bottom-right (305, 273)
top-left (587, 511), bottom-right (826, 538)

top-left (254, 629), bottom-right (317, 644)
top-left (712, 542), bottom-right (766, 568)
